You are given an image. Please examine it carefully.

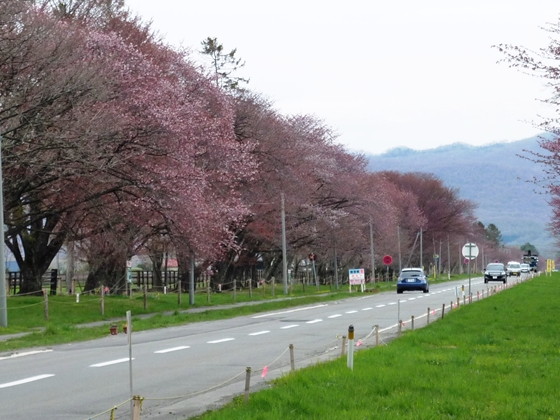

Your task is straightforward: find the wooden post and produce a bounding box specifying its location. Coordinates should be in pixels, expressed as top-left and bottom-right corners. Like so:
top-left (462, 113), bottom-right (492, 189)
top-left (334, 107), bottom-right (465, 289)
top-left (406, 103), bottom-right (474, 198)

top-left (244, 367), bottom-right (251, 403)
top-left (43, 289), bottom-right (48, 321)
top-left (233, 278), bottom-right (237, 302)
top-left (341, 336), bottom-right (347, 356)
top-left (132, 395), bottom-right (142, 420)
top-left (207, 276), bottom-right (210, 303)
top-left (289, 344), bottom-right (295, 371)
top-left (375, 325), bottom-right (379, 346)
top-left (441, 303), bottom-right (445, 319)
top-left (457, 297), bottom-right (460, 309)
top-left (271, 277), bottom-right (275, 297)
top-left (100, 285), bottom-right (105, 315)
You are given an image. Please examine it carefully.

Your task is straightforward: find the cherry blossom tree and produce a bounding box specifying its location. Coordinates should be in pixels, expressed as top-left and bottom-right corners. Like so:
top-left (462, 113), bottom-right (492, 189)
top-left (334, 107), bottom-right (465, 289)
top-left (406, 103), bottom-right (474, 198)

top-left (1, 1), bottom-right (256, 293)
top-left (495, 18), bottom-right (560, 239)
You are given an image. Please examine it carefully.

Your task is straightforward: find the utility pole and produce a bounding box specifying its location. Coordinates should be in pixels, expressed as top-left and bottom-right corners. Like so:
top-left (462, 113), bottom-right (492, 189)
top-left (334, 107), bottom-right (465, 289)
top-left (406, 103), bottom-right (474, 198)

top-left (397, 225), bottom-right (402, 273)
top-left (369, 218), bottom-right (375, 284)
top-left (281, 193), bottom-right (288, 294)
top-left (419, 229), bottom-right (423, 269)
top-left (0, 135), bottom-right (6, 327)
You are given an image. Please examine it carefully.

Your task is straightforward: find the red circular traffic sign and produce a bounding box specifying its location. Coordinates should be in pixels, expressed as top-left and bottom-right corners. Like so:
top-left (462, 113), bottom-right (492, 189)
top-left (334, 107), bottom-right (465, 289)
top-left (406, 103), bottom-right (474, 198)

top-left (382, 255), bottom-right (393, 265)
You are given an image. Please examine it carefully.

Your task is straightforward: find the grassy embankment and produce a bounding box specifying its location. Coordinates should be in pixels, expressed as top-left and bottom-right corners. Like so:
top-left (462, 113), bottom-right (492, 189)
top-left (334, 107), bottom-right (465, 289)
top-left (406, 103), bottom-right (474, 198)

top-left (0, 273), bottom-right (467, 352)
top-left (192, 273), bottom-right (560, 420)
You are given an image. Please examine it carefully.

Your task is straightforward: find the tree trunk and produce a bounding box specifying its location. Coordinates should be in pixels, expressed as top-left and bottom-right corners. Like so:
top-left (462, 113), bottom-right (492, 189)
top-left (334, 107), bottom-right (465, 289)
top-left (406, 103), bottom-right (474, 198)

top-left (6, 222), bottom-right (66, 295)
top-left (84, 256), bottom-right (126, 293)
top-left (150, 251), bottom-right (164, 289)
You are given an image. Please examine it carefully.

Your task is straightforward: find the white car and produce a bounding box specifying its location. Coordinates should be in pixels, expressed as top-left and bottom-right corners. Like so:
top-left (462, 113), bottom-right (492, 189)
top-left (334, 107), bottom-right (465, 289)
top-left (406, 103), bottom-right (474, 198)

top-left (520, 263), bottom-right (530, 273)
top-left (507, 261), bottom-right (522, 276)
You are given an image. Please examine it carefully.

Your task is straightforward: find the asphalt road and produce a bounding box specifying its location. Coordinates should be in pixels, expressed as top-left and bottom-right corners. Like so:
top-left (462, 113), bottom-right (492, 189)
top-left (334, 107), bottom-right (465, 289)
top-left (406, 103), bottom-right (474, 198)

top-left (0, 274), bottom-right (528, 419)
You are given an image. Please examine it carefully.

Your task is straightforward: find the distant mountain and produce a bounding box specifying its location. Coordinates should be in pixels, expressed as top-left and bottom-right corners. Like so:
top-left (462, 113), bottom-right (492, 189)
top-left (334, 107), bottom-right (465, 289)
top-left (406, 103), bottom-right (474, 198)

top-left (366, 136), bottom-right (556, 255)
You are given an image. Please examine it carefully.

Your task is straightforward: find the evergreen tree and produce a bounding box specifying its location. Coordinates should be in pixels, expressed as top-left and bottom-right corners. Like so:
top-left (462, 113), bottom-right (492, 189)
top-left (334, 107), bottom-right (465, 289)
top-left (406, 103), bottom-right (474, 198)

top-left (200, 37), bottom-right (249, 92)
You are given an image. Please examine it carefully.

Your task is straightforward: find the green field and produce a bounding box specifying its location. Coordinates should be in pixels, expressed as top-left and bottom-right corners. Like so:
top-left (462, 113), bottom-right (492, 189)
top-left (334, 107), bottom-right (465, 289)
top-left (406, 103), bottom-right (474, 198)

top-left (191, 274), bottom-right (560, 420)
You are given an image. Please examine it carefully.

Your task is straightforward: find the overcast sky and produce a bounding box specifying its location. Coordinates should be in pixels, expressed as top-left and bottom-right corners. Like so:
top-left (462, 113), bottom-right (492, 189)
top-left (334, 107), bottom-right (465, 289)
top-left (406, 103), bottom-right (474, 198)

top-left (128, 1), bottom-right (559, 156)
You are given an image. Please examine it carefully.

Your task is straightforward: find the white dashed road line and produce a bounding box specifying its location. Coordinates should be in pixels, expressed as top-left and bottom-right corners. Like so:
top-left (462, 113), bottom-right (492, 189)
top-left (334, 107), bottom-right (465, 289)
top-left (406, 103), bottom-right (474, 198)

top-left (90, 358), bottom-right (133, 367)
top-left (248, 331), bottom-right (270, 336)
top-left (0, 374), bottom-right (55, 388)
top-left (207, 338), bottom-right (235, 344)
top-left (280, 324), bottom-right (299, 329)
top-left (154, 346), bottom-right (190, 354)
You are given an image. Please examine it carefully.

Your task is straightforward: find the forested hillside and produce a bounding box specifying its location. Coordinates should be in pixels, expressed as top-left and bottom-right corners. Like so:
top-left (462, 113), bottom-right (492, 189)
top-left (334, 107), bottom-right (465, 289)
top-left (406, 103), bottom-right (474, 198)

top-left (367, 136), bottom-right (554, 254)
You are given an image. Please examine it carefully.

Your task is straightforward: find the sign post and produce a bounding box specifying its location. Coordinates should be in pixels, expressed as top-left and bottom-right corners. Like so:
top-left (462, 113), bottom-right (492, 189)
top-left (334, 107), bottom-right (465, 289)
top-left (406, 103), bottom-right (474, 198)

top-left (382, 255), bottom-right (393, 282)
top-left (461, 243), bottom-right (479, 296)
top-left (349, 269), bottom-right (365, 292)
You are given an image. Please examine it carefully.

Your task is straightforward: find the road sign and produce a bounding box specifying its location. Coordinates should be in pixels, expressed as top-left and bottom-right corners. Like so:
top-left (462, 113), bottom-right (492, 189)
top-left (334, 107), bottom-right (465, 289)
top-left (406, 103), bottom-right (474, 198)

top-left (349, 268), bottom-right (365, 285)
top-left (382, 255), bottom-right (393, 265)
top-left (461, 243), bottom-right (479, 260)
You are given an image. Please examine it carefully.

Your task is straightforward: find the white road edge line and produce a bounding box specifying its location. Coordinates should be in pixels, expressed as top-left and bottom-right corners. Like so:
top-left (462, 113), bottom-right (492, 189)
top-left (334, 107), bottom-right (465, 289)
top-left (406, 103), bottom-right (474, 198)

top-left (252, 304), bottom-right (328, 318)
top-left (0, 349), bottom-right (53, 361)
top-left (0, 374), bottom-right (55, 388)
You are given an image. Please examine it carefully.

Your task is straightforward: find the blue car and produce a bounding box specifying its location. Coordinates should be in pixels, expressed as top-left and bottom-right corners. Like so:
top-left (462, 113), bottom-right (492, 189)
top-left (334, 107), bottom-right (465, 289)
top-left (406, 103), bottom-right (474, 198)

top-left (397, 268), bottom-right (429, 294)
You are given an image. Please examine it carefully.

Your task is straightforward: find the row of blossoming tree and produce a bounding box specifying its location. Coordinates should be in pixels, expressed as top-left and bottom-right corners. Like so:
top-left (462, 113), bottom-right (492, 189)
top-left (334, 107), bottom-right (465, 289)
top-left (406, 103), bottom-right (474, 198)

top-left (0, 0), bottom-right (515, 295)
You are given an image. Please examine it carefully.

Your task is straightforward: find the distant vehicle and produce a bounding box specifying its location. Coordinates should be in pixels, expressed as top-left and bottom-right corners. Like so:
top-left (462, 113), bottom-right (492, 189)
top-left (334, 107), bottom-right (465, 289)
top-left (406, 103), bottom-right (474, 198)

top-left (484, 263), bottom-right (507, 284)
top-left (506, 261), bottom-right (522, 277)
top-left (520, 263), bottom-right (530, 273)
top-left (396, 268), bottom-right (429, 294)
top-left (522, 250), bottom-right (539, 273)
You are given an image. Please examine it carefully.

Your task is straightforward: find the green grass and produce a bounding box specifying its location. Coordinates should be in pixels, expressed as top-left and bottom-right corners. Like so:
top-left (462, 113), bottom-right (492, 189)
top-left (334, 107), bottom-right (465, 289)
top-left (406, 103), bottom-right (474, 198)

top-left (192, 273), bottom-right (560, 420)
